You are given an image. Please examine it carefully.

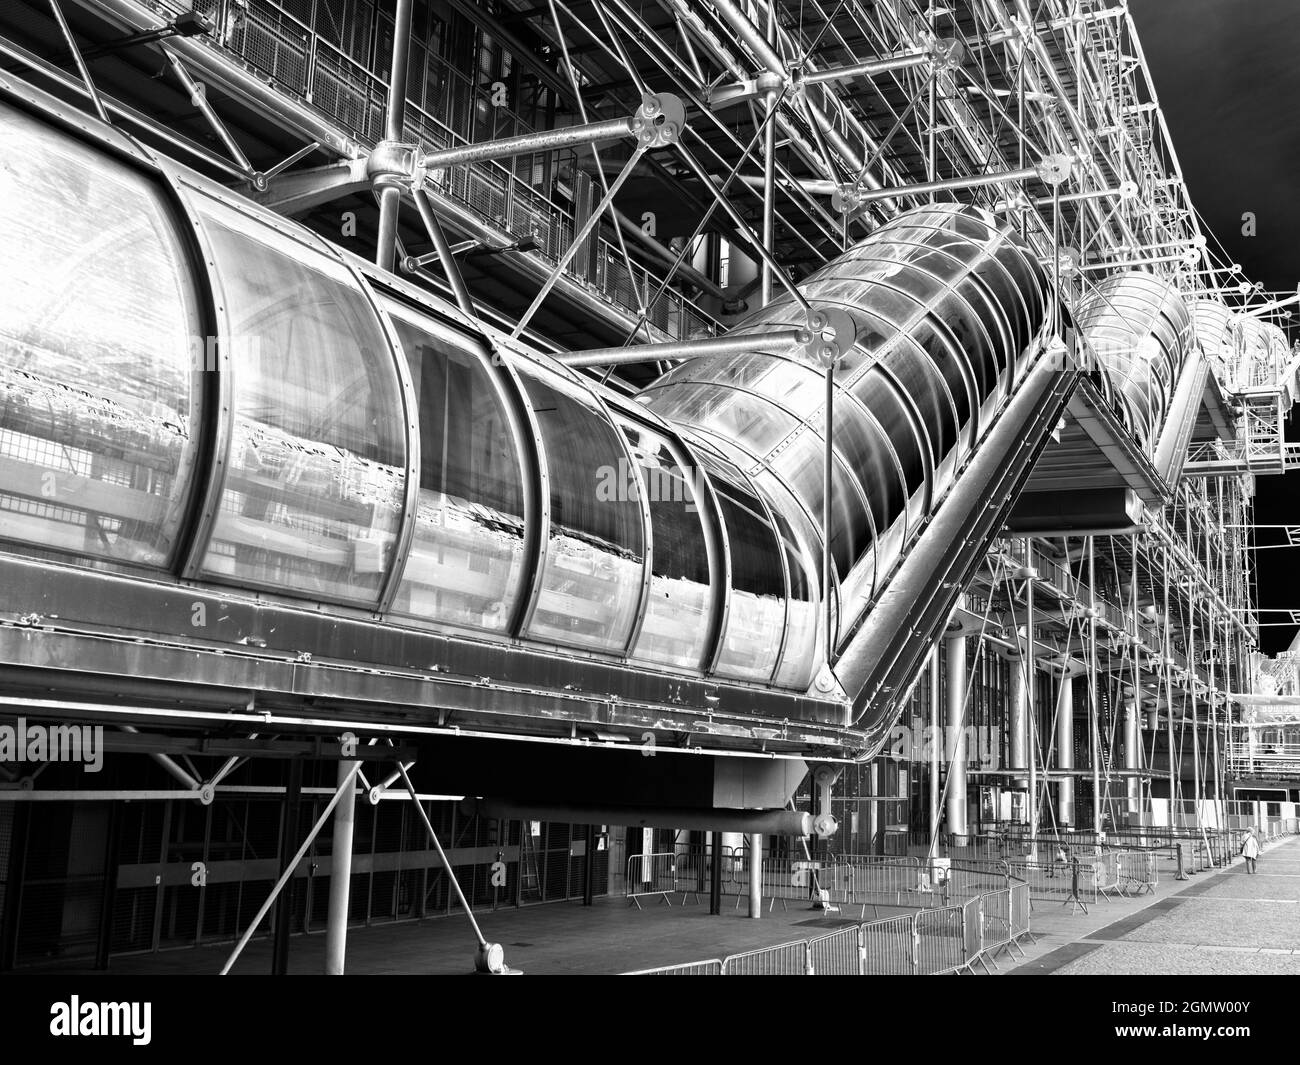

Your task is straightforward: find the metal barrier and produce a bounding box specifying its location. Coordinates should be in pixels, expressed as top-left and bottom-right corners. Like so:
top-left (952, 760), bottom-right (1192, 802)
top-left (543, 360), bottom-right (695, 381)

top-left (1009, 882), bottom-right (1033, 945)
top-left (807, 926), bottom-right (861, 975)
top-left (1006, 859), bottom-right (1099, 906)
top-left (828, 860), bottom-right (931, 915)
top-left (861, 913), bottom-right (917, 974)
top-left (980, 889), bottom-right (1013, 964)
top-left (624, 958), bottom-right (724, 975)
top-left (625, 853), bottom-right (678, 908)
top-left (1117, 851), bottom-right (1158, 895)
top-left (723, 939), bottom-right (810, 976)
top-left (623, 887), bottom-right (1029, 975)
top-left (1092, 851), bottom-right (1121, 899)
top-left (915, 906), bottom-right (966, 974)
top-left (673, 846), bottom-right (736, 903)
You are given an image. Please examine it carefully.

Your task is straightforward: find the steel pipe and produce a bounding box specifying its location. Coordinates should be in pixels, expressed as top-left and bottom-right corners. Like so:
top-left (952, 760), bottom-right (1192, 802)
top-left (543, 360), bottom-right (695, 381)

top-left (848, 165), bottom-right (1043, 206)
top-left (944, 616), bottom-right (968, 842)
top-left (559, 328), bottom-right (806, 367)
top-left (800, 50), bottom-right (932, 85)
top-left (470, 799), bottom-right (811, 835)
top-left (420, 116), bottom-right (635, 170)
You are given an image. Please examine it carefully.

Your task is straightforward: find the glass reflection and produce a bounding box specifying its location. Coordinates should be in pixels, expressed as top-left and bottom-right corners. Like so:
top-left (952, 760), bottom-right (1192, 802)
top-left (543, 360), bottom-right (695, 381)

top-left (196, 200), bottom-right (406, 604)
top-left (619, 421), bottom-right (714, 670)
top-left (518, 368), bottom-right (644, 652)
top-left (0, 103), bottom-right (202, 566)
top-left (386, 304), bottom-right (526, 631)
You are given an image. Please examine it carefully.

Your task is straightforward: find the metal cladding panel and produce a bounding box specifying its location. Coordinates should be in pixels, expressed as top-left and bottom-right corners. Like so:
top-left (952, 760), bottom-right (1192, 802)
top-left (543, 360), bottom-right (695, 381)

top-left (642, 204), bottom-right (1049, 650)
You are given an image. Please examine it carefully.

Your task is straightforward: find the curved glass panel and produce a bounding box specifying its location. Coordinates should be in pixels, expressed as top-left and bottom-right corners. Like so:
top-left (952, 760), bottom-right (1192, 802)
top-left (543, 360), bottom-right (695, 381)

top-left (642, 381), bottom-right (799, 456)
top-left (194, 199), bottom-right (406, 604)
top-left (770, 503), bottom-right (820, 689)
top-left (518, 367), bottom-right (644, 652)
top-left (1078, 274), bottom-right (1191, 444)
top-left (0, 102), bottom-right (202, 565)
top-left (643, 204), bottom-right (1048, 648)
top-left (619, 420), bottom-right (714, 670)
top-left (702, 456), bottom-right (786, 683)
top-left (770, 430), bottom-right (874, 580)
top-left (384, 303), bottom-right (527, 631)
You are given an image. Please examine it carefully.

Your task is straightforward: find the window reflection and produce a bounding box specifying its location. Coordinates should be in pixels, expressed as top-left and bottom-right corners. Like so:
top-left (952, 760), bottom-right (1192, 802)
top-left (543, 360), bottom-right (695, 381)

top-left (702, 456), bottom-right (786, 684)
top-left (0, 103), bottom-right (202, 566)
top-left (618, 421), bottom-right (714, 670)
top-left (196, 201), bottom-right (406, 604)
top-left (518, 368), bottom-right (644, 652)
top-left (386, 304), bottom-right (526, 631)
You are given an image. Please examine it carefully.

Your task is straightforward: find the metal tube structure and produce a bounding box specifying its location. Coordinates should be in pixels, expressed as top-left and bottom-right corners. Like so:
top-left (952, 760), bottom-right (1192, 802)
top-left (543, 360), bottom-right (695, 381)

top-left (1027, 567), bottom-right (1039, 857)
top-left (944, 613), bottom-right (968, 844)
top-left (1089, 539), bottom-right (1101, 834)
top-left (119, 725), bottom-right (199, 790)
top-left (1009, 648), bottom-right (1028, 771)
top-left (761, 85), bottom-right (777, 307)
top-left (324, 758), bottom-right (360, 975)
top-left (1164, 545), bottom-right (1177, 827)
top-left (1057, 668), bottom-right (1075, 827)
top-left (420, 116), bottom-right (635, 170)
top-left (928, 645), bottom-right (941, 859)
top-left (848, 166), bottom-right (1042, 206)
top-left (47, 0), bottom-right (108, 124)
top-left (375, 0), bottom-right (414, 271)
top-left (221, 761), bottom-right (362, 975)
top-left (747, 832), bottom-right (762, 919)
top-left (1124, 700), bottom-right (1140, 817)
top-left (411, 188), bottom-right (475, 319)
top-left (801, 50), bottom-right (932, 85)
top-left (559, 328), bottom-right (807, 367)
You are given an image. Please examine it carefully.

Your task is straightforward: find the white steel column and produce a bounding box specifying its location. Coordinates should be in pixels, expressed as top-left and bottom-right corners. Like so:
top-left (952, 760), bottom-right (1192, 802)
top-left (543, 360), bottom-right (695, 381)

top-left (1009, 652), bottom-right (1028, 771)
top-left (325, 758), bottom-right (360, 975)
top-left (1125, 700), bottom-right (1141, 817)
top-left (747, 832), bottom-right (762, 919)
top-left (944, 616), bottom-right (968, 843)
top-left (1057, 673), bottom-right (1075, 826)
top-left (928, 646), bottom-right (941, 856)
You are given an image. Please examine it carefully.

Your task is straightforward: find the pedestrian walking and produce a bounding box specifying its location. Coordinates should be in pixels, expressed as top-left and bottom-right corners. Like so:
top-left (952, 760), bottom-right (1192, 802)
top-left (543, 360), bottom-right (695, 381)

top-left (1241, 828), bottom-right (1260, 874)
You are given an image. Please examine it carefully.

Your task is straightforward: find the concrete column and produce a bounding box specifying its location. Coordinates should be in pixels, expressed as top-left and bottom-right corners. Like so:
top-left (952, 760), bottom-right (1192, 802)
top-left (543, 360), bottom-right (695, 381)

top-left (1125, 700), bottom-right (1141, 817)
top-left (1056, 676), bottom-right (1074, 826)
top-left (1009, 655), bottom-right (1028, 771)
top-left (747, 833), bottom-right (762, 919)
top-left (944, 630), bottom-right (968, 843)
top-left (324, 759), bottom-right (360, 975)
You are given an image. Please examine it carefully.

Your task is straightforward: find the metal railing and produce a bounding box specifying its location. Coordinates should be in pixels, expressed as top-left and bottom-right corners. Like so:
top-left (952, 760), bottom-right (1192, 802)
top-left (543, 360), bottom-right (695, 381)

top-left (623, 885), bottom-right (1031, 975)
top-left (625, 853), bottom-right (679, 908)
top-left (1005, 860), bottom-right (1099, 905)
top-left (623, 958), bottom-right (724, 975)
top-left (171, 0), bottom-right (721, 342)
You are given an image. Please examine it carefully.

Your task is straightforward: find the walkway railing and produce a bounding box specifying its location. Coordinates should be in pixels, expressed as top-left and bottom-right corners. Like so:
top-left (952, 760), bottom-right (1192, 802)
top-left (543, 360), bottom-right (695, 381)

top-left (623, 883), bottom-right (1033, 975)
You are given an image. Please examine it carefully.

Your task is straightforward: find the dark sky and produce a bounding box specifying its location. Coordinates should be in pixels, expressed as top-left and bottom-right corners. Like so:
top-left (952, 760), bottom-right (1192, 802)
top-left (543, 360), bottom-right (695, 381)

top-left (1130, 0), bottom-right (1300, 654)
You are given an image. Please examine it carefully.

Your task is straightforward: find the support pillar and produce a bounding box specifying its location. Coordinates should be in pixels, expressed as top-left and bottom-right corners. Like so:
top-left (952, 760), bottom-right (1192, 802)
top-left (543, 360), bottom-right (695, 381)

top-left (272, 756), bottom-right (303, 975)
top-left (709, 831), bottom-right (723, 915)
top-left (1125, 700), bottom-right (1141, 817)
top-left (94, 800), bottom-right (123, 971)
top-left (928, 646), bottom-right (941, 855)
top-left (324, 759), bottom-right (360, 975)
top-left (1057, 674), bottom-right (1075, 827)
top-left (1009, 655), bottom-right (1028, 771)
top-left (747, 832), bottom-right (762, 919)
top-left (944, 625), bottom-right (968, 844)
